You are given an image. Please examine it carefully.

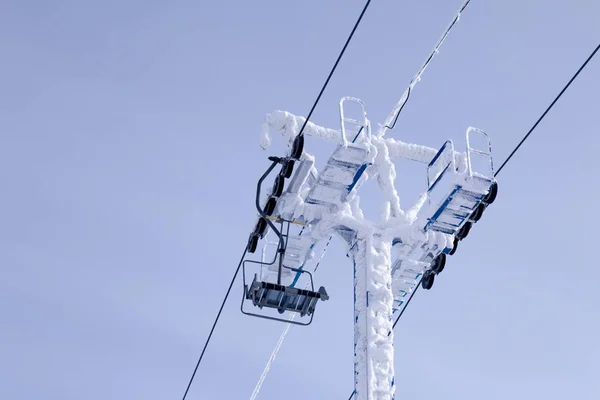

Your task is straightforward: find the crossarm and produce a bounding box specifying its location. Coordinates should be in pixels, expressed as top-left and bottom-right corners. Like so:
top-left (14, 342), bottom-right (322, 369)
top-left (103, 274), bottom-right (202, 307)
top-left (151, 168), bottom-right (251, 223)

top-left (260, 110), bottom-right (341, 150)
top-left (385, 137), bottom-right (467, 170)
top-left (260, 110), bottom-right (467, 171)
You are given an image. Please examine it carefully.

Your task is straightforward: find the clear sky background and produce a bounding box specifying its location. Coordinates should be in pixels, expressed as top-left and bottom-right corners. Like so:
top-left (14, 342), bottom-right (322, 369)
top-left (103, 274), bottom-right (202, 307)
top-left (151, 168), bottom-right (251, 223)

top-left (1, 0), bottom-right (599, 399)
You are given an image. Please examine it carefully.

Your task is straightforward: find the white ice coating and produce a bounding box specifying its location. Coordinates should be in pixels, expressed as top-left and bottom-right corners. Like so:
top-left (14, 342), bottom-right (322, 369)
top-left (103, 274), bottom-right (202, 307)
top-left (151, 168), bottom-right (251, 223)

top-left (371, 136), bottom-right (404, 220)
top-left (257, 92), bottom-right (489, 399)
top-left (260, 109), bottom-right (469, 226)
top-left (385, 137), bottom-right (468, 172)
top-left (250, 3), bottom-right (481, 398)
top-left (260, 109), bottom-right (469, 168)
top-left (377, 0), bottom-right (473, 139)
top-left (257, 109), bottom-right (433, 400)
top-left (260, 110), bottom-right (342, 150)
top-left (350, 196), bottom-right (365, 222)
top-left (385, 137), bottom-right (444, 164)
top-left (249, 313), bottom-right (294, 400)
top-left (352, 230), bottom-right (395, 400)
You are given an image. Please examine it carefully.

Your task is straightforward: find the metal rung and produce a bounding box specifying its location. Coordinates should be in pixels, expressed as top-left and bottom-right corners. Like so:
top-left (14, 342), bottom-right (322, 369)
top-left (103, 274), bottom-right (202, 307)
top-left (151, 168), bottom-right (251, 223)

top-left (305, 197), bottom-right (337, 208)
top-left (316, 178), bottom-right (348, 190)
top-left (319, 166), bottom-right (355, 185)
top-left (426, 223), bottom-right (456, 235)
top-left (456, 188), bottom-right (485, 200)
top-left (331, 145), bottom-right (370, 164)
top-left (400, 268), bottom-right (421, 280)
top-left (329, 158), bottom-right (363, 170)
top-left (431, 218), bottom-right (462, 229)
top-left (443, 207), bottom-right (471, 218)
top-left (470, 149), bottom-right (491, 156)
top-left (472, 172), bottom-right (494, 182)
top-left (343, 118), bottom-right (364, 126)
top-left (283, 252), bottom-right (302, 260)
top-left (399, 278), bottom-right (418, 288)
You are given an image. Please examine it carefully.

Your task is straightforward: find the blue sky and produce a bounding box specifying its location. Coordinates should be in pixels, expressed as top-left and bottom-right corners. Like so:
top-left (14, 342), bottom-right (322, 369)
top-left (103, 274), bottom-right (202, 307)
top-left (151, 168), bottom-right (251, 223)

top-left (1, 0), bottom-right (599, 399)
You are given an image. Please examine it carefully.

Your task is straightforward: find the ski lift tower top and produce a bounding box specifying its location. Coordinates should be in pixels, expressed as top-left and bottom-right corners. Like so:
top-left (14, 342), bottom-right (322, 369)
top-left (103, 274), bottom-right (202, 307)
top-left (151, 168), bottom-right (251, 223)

top-left (241, 5), bottom-right (498, 398)
top-left (247, 94), bottom-right (498, 399)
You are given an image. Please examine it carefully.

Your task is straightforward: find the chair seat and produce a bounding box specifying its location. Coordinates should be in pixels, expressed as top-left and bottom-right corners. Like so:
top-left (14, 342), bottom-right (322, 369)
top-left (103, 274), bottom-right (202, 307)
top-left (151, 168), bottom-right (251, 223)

top-left (246, 277), bottom-right (329, 317)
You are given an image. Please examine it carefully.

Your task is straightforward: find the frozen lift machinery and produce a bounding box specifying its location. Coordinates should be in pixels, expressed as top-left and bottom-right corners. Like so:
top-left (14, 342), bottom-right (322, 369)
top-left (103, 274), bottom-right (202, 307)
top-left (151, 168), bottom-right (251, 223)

top-left (237, 2), bottom-right (501, 398)
top-left (241, 133), bottom-right (330, 326)
top-left (240, 97), bottom-right (375, 326)
top-left (239, 90), bottom-right (499, 399)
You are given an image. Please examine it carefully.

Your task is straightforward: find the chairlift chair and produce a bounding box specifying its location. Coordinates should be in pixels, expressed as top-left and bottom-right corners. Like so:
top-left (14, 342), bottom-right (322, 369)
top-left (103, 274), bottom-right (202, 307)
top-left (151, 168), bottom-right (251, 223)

top-left (246, 273), bottom-right (329, 317)
top-left (241, 219), bottom-right (329, 325)
top-left (241, 153), bottom-right (329, 326)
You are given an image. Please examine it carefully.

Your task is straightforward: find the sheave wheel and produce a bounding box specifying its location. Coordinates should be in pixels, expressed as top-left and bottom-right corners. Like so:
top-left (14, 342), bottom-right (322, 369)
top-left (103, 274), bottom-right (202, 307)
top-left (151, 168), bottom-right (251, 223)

top-left (483, 181), bottom-right (498, 205)
top-left (263, 197), bottom-right (277, 216)
top-left (281, 160), bottom-right (295, 179)
top-left (449, 237), bottom-right (459, 255)
top-left (457, 222), bottom-right (472, 241)
top-left (254, 217), bottom-right (268, 237)
top-left (291, 135), bottom-right (304, 160)
top-left (432, 253), bottom-right (446, 274)
top-left (422, 271), bottom-right (435, 290)
top-left (272, 175), bottom-right (284, 197)
top-left (247, 234), bottom-right (258, 253)
top-left (470, 202), bottom-right (486, 222)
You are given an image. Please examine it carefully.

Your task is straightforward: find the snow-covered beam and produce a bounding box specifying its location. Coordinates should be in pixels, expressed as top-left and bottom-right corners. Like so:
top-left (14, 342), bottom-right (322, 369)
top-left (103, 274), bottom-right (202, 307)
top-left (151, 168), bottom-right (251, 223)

top-left (384, 137), bottom-right (467, 168)
top-left (351, 232), bottom-right (395, 400)
top-left (260, 110), bottom-right (341, 150)
top-left (261, 110), bottom-right (466, 169)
